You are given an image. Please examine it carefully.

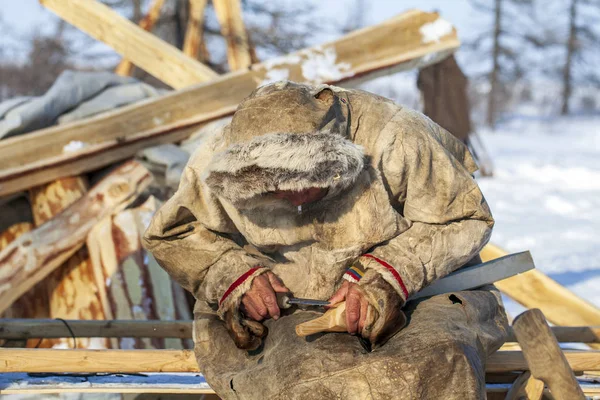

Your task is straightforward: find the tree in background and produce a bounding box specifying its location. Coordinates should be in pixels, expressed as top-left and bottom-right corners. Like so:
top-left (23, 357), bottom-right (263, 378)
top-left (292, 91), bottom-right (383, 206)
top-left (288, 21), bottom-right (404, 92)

top-left (560, 0), bottom-right (600, 115)
top-left (466, 0), bottom-right (537, 128)
top-left (0, 0), bottom-right (323, 97)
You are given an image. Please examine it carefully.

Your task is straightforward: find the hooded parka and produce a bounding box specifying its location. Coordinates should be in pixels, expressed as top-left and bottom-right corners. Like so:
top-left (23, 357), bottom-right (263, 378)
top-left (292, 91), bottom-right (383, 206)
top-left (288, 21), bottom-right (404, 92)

top-left (143, 81), bottom-right (508, 400)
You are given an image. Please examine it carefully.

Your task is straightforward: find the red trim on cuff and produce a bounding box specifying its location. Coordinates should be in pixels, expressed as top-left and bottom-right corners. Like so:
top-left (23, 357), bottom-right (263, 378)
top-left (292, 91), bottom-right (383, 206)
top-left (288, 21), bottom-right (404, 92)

top-left (363, 254), bottom-right (409, 300)
top-left (219, 267), bottom-right (260, 306)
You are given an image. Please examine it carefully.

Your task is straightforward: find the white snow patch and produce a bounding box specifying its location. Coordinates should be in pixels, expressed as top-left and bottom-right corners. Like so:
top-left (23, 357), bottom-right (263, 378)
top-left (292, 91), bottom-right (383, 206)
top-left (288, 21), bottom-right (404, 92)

top-left (87, 337), bottom-right (107, 349)
top-left (261, 53), bottom-right (302, 70)
top-left (132, 304), bottom-right (144, 315)
top-left (52, 341), bottom-right (70, 349)
top-left (420, 18), bottom-right (454, 43)
top-left (544, 195), bottom-right (578, 215)
top-left (120, 337), bottom-right (136, 349)
top-left (105, 277), bottom-right (112, 287)
top-left (300, 47), bottom-right (353, 84)
top-left (62, 140), bottom-right (87, 153)
top-left (260, 68), bottom-right (290, 86)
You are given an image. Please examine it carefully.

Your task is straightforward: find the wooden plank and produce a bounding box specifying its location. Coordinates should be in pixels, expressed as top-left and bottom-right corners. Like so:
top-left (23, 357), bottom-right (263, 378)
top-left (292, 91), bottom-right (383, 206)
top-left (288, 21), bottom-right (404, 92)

top-left (512, 309), bottom-right (585, 399)
top-left (0, 349), bottom-right (199, 373)
top-left (487, 351), bottom-right (600, 373)
top-left (0, 349), bottom-right (598, 373)
top-left (115, 0), bottom-right (166, 76)
top-left (482, 243), bottom-right (600, 350)
top-left (0, 10), bottom-right (459, 196)
top-left (40, 0), bottom-right (217, 88)
top-left (506, 326), bottom-right (600, 344)
top-left (183, 0), bottom-right (210, 62)
top-left (213, 0), bottom-right (252, 70)
top-left (0, 320), bottom-right (192, 340)
top-left (0, 161), bottom-right (152, 315)
top-left (504, 371), bottom-right (544, 400)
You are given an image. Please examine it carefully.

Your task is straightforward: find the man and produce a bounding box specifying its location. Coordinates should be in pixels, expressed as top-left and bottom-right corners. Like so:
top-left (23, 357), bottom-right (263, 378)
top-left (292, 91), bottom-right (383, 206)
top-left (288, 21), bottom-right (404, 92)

top-left (143, 81), bottom-right (508, 399)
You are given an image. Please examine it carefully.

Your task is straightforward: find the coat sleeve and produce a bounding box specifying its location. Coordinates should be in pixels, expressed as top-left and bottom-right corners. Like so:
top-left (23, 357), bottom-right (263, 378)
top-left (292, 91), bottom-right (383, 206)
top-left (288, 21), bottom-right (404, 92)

top-left (143, 164), bottom-right (271, 316)
top-left (358, 110), bottom-right (494, 302)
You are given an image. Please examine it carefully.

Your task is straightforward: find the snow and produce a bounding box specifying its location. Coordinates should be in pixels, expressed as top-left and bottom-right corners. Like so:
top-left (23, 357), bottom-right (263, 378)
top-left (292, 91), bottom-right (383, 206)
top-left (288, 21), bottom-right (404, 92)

top-left (300, 47), bottom-right (353, 84)
top-left (419, 18), bottom-right (454, 43)
top-left (477, 115), bottom-right (600, 316)
top-left (62, 140), bottom-right (87, 153)
top-left (260, 68), bottom-right (291, 87)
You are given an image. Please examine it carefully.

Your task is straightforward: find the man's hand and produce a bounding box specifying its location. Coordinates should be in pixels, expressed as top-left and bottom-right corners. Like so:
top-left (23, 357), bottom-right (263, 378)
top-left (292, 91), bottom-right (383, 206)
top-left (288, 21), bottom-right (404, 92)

top-left (241, 271), bottom-right (289, 321)
top-left (328, 280), bottom-right (371, 334)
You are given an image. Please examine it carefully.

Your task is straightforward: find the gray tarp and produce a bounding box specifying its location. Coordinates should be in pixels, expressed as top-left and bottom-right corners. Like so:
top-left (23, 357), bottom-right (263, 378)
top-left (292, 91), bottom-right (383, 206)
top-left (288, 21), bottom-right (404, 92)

top-left (0, 70), bottom-right (162, 139)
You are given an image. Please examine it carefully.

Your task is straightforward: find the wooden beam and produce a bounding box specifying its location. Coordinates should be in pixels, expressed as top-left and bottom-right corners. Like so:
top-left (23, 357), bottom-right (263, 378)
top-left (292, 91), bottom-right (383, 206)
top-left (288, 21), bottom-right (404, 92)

top-left (0, 317), bottom-right (597, 344)
top-left (0, 223), bottom-right (33, 252)
top-left (512, 309), bottom-right (585, 399)
top-left (0, 10), bottom-right (459, 196)
top-left (482, 244), bottom-right (600, 350)
top-left (0, 349), bottom-right (598, 373)
top-left (115, 0), bottom-right (166, 77)
top-left (0, 161), bottom-right (152, 315)
top-left (213, 0), bottom-right (252, 70)
top-left (506, 326), bottom-right (600, 344)
top-left (0, 349), bottom-right (198, 373)
top-left (183, 0), bottom-right (210, 62)
top-left (0, 319), bottom-right (192, 340)
top-left (40, 0), bottom-right (217, 88)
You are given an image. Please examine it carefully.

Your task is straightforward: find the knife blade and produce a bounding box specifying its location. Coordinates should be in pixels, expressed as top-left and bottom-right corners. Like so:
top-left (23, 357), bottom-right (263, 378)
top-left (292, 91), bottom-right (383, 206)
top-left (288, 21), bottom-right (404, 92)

top-left (276, 293), bottom-right (330, 309)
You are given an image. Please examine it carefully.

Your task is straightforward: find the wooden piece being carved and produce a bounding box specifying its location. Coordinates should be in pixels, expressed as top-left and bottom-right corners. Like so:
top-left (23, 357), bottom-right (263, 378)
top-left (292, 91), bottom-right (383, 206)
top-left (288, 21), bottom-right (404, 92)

top-left (295, 303), bottom-right (347, 337)
top-left (0, 161), bottom-right (152, 315)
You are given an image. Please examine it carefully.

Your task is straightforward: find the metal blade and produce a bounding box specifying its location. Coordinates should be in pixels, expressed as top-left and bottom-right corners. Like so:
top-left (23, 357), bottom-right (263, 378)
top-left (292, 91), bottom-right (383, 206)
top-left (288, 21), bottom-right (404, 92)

top-left (286, 297), bottom-right (331, 307)
top-left (410, 251), bottom-right (535, 300)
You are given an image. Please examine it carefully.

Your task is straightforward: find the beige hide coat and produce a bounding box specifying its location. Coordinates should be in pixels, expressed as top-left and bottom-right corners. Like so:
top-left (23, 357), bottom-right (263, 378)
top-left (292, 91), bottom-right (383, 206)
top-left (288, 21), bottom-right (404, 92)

top-left (143, 82), bottom-right (508, 399)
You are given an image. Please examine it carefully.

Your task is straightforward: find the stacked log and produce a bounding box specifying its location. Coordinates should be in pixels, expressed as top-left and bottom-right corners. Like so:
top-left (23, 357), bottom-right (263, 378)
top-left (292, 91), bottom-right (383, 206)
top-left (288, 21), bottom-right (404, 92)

top-left (88, 197), bottom-right (193, 349)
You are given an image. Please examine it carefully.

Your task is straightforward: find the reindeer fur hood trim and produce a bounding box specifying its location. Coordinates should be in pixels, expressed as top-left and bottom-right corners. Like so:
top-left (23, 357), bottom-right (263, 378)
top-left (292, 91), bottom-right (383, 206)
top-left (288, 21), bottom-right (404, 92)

top-left (203, 132), bottom-right (365, 209)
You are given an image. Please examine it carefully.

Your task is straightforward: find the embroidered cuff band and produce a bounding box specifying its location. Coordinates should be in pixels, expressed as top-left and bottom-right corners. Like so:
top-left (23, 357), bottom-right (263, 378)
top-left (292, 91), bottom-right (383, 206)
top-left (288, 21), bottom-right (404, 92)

top-left (219, 267), bottom-right (261, 306)
top-left (343, 265), bottom-right (365, 283)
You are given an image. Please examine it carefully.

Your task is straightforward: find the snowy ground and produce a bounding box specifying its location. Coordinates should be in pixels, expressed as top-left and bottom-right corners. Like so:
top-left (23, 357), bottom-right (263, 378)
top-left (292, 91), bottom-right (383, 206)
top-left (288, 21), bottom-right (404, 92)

top-left (477, 115), bottom-right (600, 317)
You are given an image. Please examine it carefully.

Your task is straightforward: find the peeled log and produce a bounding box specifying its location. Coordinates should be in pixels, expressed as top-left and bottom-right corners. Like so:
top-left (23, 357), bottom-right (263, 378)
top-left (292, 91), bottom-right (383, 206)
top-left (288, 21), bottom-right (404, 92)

top-left (29, 175), bottom-right (110, 348)
top-left (0, 223), bottom-right (33, 252)
top-left (87, 197), bottom-right (192, 350)
top-left (0, 161), bottom-right (152, 315)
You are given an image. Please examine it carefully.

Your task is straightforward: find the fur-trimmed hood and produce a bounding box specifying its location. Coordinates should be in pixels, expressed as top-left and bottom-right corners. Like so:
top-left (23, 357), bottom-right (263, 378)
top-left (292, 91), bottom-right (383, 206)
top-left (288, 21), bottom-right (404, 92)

top-left (202, 81), bottom-right (365, 209)
top-left (203, 131), bottom-right (365, 209)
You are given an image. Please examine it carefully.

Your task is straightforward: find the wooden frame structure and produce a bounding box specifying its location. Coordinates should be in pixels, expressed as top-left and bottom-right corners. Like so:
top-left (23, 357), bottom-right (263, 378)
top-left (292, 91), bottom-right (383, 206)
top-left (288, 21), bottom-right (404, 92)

top-left (1, 1), bottom-right (599, 397)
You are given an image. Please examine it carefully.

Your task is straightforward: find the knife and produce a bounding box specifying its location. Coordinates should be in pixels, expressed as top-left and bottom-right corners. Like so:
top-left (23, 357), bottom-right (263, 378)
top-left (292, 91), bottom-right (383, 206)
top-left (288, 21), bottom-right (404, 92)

top-left (276, 251), bottom-right (534, 309)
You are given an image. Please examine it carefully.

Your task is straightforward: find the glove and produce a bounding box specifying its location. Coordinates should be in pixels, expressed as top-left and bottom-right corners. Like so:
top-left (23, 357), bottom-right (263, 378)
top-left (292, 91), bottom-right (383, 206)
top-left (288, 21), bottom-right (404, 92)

top-left (223, 307), bottom-right (268, 351)
top-left (358, 270), bottom-right (407, 349)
